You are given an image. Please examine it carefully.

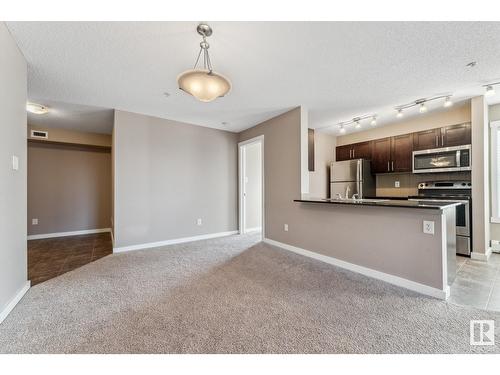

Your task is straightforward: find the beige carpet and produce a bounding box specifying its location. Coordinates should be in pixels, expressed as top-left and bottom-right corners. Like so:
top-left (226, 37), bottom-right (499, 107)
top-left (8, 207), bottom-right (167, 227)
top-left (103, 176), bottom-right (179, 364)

top-left (0, 233), bottom-right (499, 353)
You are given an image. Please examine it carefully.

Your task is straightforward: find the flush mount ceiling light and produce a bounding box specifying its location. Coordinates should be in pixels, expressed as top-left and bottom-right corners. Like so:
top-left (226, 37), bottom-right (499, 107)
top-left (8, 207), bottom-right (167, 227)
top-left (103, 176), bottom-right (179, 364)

top-left (484, 83), bottom-right (500, 97)
top-left (26, 102), bottom-right (49, 115)
top-left (177, 23), bottom-right (231, 103)
top-left (395, 94), bottom-right (452, 117)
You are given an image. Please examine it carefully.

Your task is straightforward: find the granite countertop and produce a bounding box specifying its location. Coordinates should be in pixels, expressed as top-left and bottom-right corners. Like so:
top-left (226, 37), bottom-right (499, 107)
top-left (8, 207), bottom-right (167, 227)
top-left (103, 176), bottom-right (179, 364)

top-left (294, 197), bottom-right (462, 210)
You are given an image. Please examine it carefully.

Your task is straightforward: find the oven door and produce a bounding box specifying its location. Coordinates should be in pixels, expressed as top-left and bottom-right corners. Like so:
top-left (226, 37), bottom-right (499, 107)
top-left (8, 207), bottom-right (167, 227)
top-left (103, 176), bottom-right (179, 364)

top-left (412, 145), bottom-right (471, 173)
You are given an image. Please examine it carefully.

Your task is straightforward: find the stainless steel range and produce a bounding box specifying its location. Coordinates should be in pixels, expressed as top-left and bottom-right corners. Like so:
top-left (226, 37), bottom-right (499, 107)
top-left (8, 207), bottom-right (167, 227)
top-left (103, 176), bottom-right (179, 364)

top-left (409, 181), bottom-right (472, 256)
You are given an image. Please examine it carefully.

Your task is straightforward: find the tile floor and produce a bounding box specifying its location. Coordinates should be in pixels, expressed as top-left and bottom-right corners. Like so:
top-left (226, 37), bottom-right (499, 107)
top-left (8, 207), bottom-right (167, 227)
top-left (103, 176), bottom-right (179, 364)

top-left (28, 233), bottom-right (113, 285)
top-left (449, 253), bottom-right (500, 311)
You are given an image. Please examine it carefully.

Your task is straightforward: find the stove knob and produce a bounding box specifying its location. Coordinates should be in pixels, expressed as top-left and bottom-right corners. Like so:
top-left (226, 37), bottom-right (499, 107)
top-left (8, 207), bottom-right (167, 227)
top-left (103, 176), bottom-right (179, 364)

top-left (467, 182), bottom-right (471, 186)
top-left (461, 183), bottom-right (466, 186)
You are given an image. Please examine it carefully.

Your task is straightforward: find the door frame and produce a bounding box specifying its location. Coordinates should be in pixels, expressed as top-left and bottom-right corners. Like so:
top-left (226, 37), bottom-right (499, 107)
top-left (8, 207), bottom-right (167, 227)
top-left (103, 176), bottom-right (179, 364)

top-left (238, 135), bottom-right (264, 237)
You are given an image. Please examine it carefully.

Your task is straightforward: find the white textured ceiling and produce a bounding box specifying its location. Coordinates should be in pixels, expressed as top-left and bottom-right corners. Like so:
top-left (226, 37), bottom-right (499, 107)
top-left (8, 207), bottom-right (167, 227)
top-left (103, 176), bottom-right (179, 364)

top-left (28, 99), bottom-right (114, 134)
top-left (7, 21), bottom-right (500, 134)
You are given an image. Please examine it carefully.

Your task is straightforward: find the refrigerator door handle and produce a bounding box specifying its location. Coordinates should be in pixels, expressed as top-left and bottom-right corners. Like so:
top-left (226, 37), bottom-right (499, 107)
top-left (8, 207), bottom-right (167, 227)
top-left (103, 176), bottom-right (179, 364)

top-left (357, 160), bottom-right (361, 197)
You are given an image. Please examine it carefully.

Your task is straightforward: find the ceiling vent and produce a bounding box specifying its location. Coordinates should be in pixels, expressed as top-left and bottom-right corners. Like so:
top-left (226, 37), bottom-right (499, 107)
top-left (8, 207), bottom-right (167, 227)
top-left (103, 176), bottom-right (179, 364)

top-left (31, 130), bottom-right (48, 139)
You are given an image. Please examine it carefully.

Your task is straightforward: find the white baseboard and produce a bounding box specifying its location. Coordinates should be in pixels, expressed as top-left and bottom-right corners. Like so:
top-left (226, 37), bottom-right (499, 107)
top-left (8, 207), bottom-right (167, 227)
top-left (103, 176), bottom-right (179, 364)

top-left (27, 228), bottom-right (111, 240)
top-left (113, 230), bottom-right (239, 253)
top-left (263, 238), bottom-right (448, 300)
top-left (471, 247), bottom-right (493, 261)
top-left (245, 227), bottom-right (262, 233)
top-left (0, 281), bottom-right (30, 324)
top-left (490, 240), bottom-right (500, 253)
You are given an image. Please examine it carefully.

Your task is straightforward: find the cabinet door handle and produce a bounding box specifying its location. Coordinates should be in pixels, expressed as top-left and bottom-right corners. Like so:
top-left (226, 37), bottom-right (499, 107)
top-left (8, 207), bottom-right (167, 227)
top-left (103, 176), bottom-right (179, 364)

top-left (435, 135), bottom-right (438, 147)
top-left (353, 149), bottom-right (355, 158)
top-left (387, 161), bottom-right (390, 172)
top-left (441, 134), bottom-right (444, 146)
top-left (392, 161), bottom-right (394, 171)
top-left (350, 149), bottom-right (352, 158)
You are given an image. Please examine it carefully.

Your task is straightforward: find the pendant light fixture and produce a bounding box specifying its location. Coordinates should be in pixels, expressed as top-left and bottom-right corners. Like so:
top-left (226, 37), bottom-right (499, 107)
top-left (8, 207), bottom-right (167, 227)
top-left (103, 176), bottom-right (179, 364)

top-left (177, 23), bottom-right (231, 102)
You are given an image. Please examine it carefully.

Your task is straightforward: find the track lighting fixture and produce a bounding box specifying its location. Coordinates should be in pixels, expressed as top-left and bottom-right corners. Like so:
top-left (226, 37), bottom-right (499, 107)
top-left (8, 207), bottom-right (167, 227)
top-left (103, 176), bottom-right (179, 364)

top-left (370, 116), bottom-right (377, 126)
top-left (395, 94), bottom-right (452, 118)
top-left (355, 120), bottom-right (361, 129)
top-left (339, 125), bottom-right (346, 134)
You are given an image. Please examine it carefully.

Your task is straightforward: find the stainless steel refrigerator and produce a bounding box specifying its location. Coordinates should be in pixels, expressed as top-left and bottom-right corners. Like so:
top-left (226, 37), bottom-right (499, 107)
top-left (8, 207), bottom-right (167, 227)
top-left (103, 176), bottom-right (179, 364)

top-left (330, 159), bottom-right (375, 198)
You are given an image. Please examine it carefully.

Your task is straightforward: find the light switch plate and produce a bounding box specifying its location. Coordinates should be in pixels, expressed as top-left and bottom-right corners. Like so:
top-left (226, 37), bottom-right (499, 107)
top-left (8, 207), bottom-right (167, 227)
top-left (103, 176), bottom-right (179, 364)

top-left (395, 181), bottom-right (400, 188)
top-left (423, 220), bottom-right (434, 235)
top-left (197, 218), bottom-right (202, 226)
top-left (32, 218), bottom-right (38, 225)
top-left (12, 155), bottom-right (19, 171)
top-left (284, 224), bottom-right (289, 232)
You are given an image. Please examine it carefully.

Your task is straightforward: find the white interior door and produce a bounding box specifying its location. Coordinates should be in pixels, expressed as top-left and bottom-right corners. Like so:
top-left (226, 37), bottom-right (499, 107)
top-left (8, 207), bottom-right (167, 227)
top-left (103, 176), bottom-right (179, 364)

top-left (239, 136), bottom-right (264, 237)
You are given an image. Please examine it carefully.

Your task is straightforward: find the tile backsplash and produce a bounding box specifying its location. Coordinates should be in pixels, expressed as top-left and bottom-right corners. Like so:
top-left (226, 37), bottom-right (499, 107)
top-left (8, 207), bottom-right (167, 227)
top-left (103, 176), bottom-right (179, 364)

top-left (376, 171), bottom-right (471, 197)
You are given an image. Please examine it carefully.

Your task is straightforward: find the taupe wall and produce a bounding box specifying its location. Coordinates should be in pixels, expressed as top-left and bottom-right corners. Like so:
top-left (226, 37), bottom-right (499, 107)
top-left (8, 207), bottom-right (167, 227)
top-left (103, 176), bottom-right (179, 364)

top-left (489, 104), bottom-right (500, 241)
top-left (28, 142), bottom-right (111, 235)
top-left (113, 110), bottom-right (238, 248)
top-left (244, 142), bottom-right (262, 230)
top-left (337, 102), bottom-right (471, 145)
top-left (0, 23), bottom-right (28, 316)
top-left (308, 132), bottom-right (336, 199)
top-left (239, 107), bottom-right (446, 290)
top-left (471, 96), bottom-right (490, 255)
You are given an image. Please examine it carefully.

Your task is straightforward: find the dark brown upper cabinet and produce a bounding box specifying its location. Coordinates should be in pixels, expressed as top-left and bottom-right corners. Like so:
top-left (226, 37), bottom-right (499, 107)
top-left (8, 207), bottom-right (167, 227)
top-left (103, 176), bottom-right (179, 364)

top-left (391, 133), bottom-right (413, 173)
top-left (308, 128), bottom-right (315, 171)
top-left (352, 141), bottom-right (373, 160)
top-left (336, 141), bottom-right (373, 161)
top-left (336, 144), bottom-right (352, 161)
top-left (335, 122), bottom-right (471, 174)
top-left (441, 123), bottom-right (471, 147)
top-left (371, 137), bottom-right (392, 173)
top-left (413, 128), bottom-right (441, 151)
top-left (413, 123), bottom-right (471, 150)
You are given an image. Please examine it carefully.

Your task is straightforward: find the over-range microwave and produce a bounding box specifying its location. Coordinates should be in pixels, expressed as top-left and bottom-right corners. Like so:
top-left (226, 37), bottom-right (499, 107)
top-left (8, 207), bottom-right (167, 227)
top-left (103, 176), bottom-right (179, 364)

top-left (412, 144), bottom-right (471, 173)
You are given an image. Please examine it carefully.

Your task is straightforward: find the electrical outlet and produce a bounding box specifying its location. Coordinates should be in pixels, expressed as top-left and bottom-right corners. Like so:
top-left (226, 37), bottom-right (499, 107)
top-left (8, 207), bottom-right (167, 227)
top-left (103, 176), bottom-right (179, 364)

top-left (395, 181), bottom-right (400, 188)
top-left (423, 220), bottom-right (434, 235)
top-left (284, 224), bottom-right (289, 232)
top-left (32, 218), bottom-right (38, 225)
top-left (197, 218), bottom-right (202, 226)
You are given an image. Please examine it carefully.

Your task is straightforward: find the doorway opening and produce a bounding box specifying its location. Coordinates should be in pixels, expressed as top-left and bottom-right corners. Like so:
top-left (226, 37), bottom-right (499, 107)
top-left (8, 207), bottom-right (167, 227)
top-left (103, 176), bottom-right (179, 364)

top-left (238, 136), bottom-right (264, 239)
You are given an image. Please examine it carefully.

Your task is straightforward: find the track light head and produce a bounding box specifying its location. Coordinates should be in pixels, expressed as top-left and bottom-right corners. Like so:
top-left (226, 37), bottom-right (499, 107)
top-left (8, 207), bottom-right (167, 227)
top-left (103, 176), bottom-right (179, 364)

top-left (486, 85), bottom-right (496, 97)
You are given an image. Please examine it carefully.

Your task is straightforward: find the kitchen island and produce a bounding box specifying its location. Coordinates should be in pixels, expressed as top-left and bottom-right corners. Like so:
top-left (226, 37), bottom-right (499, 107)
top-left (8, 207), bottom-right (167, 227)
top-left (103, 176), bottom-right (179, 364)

top-left (265, 196), bottom-right (459, 300)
